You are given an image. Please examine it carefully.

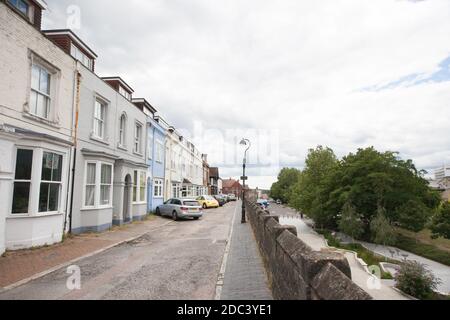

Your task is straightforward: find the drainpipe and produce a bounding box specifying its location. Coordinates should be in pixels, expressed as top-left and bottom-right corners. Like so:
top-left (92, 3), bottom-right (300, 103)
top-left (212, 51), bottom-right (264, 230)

top-left (65, 67), bottom-right (82, 234)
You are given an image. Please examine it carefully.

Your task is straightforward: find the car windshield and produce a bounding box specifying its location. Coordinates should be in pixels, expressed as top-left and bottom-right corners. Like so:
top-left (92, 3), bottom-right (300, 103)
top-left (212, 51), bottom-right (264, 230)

top-left (204, 196), bottom-right (214, 200)
top-left (183, 201), bottom-right (199, 207)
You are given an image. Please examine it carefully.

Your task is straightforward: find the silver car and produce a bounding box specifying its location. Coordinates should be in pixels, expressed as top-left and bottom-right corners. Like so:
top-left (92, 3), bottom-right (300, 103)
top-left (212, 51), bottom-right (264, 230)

top-left (156, 198), bottom-right (203, 221)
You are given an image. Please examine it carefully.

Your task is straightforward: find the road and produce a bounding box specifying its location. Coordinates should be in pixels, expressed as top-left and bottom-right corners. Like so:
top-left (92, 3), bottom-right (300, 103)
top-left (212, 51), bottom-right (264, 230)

top-left (0, 202), bottom-right (236, 300)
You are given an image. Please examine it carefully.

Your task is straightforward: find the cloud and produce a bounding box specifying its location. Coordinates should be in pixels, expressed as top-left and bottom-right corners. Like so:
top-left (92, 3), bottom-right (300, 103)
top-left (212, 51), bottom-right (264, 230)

top-left (43, 0), bottom-right (450, 189)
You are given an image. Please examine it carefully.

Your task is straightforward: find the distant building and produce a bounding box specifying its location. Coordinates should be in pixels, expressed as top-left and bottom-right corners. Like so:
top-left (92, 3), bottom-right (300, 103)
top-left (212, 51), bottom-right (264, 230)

top-left (218, 178), bottom-right (223, 195)
top-left (222, 178), bottom-right (243, 197)
top-left (435, 165), bottom-right (450, 181)
top-left (209, 167), bottom-right (220, 195)
top-left (202, 154), bottom-right (210, 195)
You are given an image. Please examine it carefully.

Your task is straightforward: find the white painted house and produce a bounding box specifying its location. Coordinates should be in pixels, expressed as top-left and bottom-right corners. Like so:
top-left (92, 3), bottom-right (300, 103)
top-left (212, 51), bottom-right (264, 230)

top-left (44, 30), bottom-right (149, 233)
top-left (0, 0), bottom-right (77, 253)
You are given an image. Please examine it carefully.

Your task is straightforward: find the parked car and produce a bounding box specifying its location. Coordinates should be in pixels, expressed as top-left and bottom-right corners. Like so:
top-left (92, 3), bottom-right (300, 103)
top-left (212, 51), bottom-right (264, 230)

top-left (228, 194), bottom-right (237, 201)
top-left (276, 199), bottom-right (282, 205)
top-left (196, 195), bottom-right (220, 209)
top-left (214, 195), bottom-right (226, 207)
top-left (219, 194), bottom-right (229, 203)
top-left (257, 199), bottom-right (269, 210)
top-left (156, 198), bottom-right (203, 221)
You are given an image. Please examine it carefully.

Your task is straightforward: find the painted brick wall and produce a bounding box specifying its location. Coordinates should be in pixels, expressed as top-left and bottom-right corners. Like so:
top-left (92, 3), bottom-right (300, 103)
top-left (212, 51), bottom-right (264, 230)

top-left (0, 2), bottom-right (76, 143)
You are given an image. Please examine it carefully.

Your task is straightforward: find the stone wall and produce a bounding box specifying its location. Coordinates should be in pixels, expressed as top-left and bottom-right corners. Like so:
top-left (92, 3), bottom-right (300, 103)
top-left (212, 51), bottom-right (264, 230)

top-left (246, 200), bottom-right (372, 300)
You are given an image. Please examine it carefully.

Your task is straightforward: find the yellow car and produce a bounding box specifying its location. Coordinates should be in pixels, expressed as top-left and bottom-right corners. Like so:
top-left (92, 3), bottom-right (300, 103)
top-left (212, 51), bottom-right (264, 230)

top-left (196, 196), bottom-right (219, 209)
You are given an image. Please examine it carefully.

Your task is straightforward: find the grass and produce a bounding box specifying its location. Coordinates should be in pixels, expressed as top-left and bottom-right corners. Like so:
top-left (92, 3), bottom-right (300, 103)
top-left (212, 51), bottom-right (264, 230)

top-left (394, 233), bottom-right (450, 267)
top-left (395, 227), bottom-right (450, 253)
top-left (317, 229), bottom-right (395, 280)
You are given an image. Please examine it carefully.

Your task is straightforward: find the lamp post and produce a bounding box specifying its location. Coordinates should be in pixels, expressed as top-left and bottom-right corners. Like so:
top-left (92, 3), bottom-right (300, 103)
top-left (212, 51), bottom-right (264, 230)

top-left (239, 138), bottom-right (251, 224)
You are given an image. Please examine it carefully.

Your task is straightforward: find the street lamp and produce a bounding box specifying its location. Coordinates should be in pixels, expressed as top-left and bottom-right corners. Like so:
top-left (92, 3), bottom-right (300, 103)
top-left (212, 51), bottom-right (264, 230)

top-left (239, 138), bottom-right (251, 223)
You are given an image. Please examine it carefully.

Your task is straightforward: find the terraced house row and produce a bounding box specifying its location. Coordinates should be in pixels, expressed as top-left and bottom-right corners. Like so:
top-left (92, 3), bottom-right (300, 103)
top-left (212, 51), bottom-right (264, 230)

top-left (0, 0), bottom-right (213, 254)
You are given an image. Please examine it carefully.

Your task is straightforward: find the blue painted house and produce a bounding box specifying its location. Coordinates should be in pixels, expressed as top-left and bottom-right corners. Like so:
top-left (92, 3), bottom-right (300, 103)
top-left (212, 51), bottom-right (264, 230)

top-left (133, 98), bottom-right (166, 212)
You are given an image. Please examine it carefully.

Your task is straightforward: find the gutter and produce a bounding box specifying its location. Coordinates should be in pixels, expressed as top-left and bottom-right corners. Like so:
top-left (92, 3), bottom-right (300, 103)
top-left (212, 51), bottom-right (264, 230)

top-left (65, 65), bottom-right (82, 234)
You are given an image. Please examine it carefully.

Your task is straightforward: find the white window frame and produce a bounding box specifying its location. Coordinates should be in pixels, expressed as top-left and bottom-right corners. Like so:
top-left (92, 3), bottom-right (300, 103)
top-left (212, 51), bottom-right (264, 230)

top-left (133, 170), bottom-right (147, 203)
top-left (11, 148), bottom-right (34, 215)
top-left (156, 140), bottom-right (164, 164)
top-left (82, 161), bottom-right (114, 210)
top-left (10, 147), bottom-right (66, 217)
top-left (70, 43), bottom-right (93, 70)
top-left (154, 179), bottom-right (164, 198)
top-left (134, 122), bottom-right (143, 155)
top-left (30, 63), bottom-right (51, 120)
top-left (118, 113), bottom-right (127, 149)
top-left (39, 151), bottom-right (63, 214)
top-left (93, 98), bottom-right (107, 140)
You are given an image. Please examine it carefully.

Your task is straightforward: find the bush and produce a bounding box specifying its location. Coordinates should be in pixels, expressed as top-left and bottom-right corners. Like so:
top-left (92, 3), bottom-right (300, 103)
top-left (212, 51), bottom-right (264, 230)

top-left (395, 260), bottom-right (441, 299)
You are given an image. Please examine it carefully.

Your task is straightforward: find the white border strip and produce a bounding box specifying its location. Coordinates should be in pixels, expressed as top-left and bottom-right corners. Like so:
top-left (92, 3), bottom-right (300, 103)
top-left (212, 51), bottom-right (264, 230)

top-left (214, 202), bottom-right (238, 300)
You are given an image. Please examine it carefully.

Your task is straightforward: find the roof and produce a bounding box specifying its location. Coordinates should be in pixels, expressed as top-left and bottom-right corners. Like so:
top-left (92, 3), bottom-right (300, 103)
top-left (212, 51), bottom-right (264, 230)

top-left (132, 98), bottom-right (157, 114)
top-left (42, 29), bottom-right (98, 58)
top-left (209, 167), bottom-right (219, 178)
top-left (101, 76), bottom-right (134, 93)
top-left (222, 179), bottom-right (241, 189)
top-left (33, 0), bottom-right (48, 9)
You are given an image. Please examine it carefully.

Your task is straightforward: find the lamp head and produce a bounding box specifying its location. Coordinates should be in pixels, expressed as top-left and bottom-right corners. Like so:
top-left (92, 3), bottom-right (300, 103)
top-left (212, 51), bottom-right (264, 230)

top-left (240, 139), bottom-right (248, 146)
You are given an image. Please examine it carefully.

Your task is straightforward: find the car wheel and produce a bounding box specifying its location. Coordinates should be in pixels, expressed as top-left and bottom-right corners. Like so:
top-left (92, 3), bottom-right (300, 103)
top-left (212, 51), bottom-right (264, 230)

top-left (202, 203), bottom-right (207, 209)
top-left (172, 211), bottom-right (178, 221)
top-left (193, 217), bottom-right (200, 220)
top-left (155, 208), bottom-right (161, 216)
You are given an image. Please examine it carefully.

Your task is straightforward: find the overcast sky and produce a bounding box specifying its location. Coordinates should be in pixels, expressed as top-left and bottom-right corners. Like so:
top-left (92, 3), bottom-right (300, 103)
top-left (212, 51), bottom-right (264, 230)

top-left (43, 0), bottom-right (450, 189)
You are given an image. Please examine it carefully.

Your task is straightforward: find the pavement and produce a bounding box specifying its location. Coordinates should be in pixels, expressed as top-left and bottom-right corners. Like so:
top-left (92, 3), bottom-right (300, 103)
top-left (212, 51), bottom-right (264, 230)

top-left (335, 233), bottom-right (450, 295)
top-left (271, 204), bottom-right (409, 300)
top-left (0, 202), bottom-right (236, 300)
top-left (219, 201), bottom-right (273, 300)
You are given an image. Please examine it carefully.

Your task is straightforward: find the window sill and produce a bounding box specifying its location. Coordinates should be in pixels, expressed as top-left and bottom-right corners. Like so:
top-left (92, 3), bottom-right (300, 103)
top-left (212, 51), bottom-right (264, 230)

top-left (132, 202), bottom-right (147, 205)
top-left (90, 134), bottom-right (110, 146)
top-left (23, 113), bottom-right (61, 128)
top-left (133, 151), bottom-right (144, 157)
top-left (7, 212), bottom-right (63, 219)
top-left (117, 144), bottom-right (128, 151)
top-left (81, 206), bottom-right (113, 212)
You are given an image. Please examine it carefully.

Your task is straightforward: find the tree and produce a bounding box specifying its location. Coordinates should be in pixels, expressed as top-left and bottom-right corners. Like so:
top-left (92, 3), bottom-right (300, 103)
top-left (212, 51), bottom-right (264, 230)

top-left (370, 206), bottom-right (397, 246)
top-left (396, 200), bottom-right (431, 233)
top-left (395, 261), bottom-right (441, 300)
top-left (430, 202), bottom-right (450, 240)
top-left (289, 146), bottom-right (338, 223)
top-left (269, 168), bottom-right (301, 203)
top-left (338, 201), bottom-right (364, 241)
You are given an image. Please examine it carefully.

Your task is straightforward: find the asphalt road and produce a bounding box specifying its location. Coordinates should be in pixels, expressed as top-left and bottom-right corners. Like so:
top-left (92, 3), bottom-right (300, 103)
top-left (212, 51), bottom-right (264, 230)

top-left (0, 202), bottom-right (236, 300)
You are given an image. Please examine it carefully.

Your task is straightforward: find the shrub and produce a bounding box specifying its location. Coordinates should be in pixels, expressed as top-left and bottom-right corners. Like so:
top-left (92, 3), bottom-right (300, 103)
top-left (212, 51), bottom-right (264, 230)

top-left (395, 260), bottom-right (441, 299)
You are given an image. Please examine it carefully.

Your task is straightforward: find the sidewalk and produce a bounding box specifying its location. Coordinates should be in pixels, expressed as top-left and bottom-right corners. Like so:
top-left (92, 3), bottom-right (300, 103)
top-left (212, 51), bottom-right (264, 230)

top-left (220, 202), bottom-right (273, 300)
top-left (0, 217), bottom-right (172, 290)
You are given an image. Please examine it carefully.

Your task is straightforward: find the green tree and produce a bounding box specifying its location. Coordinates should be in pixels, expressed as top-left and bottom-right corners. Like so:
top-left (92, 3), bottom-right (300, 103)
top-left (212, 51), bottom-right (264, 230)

top-left (289, 146), bottom-right (338, 222)
top-left (370, 206), bottom-right (397, 246)
top-left (396, 200), bottom-right (431, 233)
top-left (430, 202), bottom-right (450, 240)
top-left (338, 202), bottom-right (364, 242)
top-left (269, 168), bottom-right (301, 204)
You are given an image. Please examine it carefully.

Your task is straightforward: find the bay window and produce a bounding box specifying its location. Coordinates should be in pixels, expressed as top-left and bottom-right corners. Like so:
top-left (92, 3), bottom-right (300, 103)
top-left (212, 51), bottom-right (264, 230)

top-left (39, 152), bottom-right (62, 213)
top-left (12, 149), bottom-right (33, 214)
top-left (83, 161), bottom-right (113, 208)
top-left (11, 148), bottom-right (66, 215)
top-left (133, 170), bottom-right (147, 203)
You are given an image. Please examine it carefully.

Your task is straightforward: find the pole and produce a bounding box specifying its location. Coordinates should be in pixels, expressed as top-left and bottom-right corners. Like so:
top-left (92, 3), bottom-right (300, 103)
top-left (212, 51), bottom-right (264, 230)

top-left (241, 158), bottom-right (246, 223)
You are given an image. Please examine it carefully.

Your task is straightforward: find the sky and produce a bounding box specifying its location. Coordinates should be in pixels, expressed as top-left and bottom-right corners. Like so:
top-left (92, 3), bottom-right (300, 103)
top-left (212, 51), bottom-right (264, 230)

top-left (43, 0), bottom-right (450, 190)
